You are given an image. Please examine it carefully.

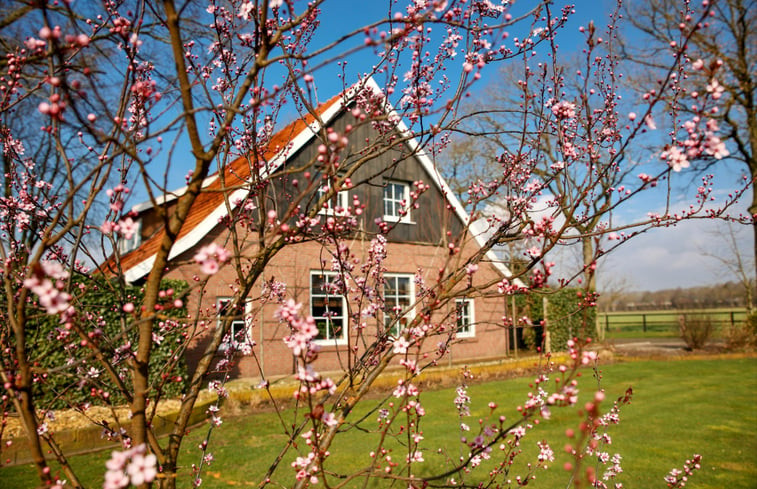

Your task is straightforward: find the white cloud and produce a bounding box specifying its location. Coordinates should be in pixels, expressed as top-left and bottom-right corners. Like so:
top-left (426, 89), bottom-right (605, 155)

top-left (598, 219), bottom-right (753, 291)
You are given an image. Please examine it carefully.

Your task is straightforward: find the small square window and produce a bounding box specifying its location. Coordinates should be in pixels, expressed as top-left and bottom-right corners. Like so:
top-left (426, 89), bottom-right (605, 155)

top-left (217, 298), bottom-right (249, 351)
top-left (117, 219), bottom-right (141, 254)
top-left (310, 272), bottom-right (347, 343)
top-left (455, 298), bottom-right (475, 338)
top-left (383, 181), bottom-right (411, 223)
top-left (384, 274), bottom-right (414, 336)
top-left (317, 180), bottom-right (349, 216)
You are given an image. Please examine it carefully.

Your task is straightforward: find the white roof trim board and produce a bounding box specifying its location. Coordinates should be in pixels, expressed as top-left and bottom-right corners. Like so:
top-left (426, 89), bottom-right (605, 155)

top-left (130, 174), bottom-right (220, 214)
top-left (124, 77), bottom-right (516, 284)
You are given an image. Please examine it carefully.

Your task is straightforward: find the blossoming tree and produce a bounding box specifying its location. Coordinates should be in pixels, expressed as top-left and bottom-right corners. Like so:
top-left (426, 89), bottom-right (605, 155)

top-left (0, 0), bottom-right (742, 488)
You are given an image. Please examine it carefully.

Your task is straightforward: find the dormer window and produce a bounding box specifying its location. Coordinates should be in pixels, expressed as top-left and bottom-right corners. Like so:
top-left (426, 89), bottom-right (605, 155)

top-left (383, 180), bottom-right (412, 223)
top-left (117, 218), bottom-right (141, 254)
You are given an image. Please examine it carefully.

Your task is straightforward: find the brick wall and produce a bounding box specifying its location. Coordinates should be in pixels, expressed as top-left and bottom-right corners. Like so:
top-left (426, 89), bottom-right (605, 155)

top-left (165, 228), bottom-right (510, 380)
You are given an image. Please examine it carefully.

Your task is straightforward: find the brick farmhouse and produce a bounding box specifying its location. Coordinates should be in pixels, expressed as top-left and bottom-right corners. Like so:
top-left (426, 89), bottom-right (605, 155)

top-left (109, 77), bottom-right (515, 378)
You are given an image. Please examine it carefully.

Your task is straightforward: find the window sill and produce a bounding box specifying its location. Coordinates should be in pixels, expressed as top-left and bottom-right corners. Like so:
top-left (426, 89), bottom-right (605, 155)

top-left (383, 215), bottom-right (415, 225)
top-left (313, 339), bottom-right (348, 348)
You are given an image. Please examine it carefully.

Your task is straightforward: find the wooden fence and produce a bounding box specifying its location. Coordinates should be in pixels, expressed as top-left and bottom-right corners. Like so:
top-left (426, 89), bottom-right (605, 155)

top-left (597, 309), bottom-right (748, 335)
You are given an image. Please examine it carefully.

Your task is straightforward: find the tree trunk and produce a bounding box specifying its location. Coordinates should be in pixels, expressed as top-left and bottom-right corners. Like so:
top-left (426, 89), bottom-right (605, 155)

top-left (582, 237), bottom-right (596, 291)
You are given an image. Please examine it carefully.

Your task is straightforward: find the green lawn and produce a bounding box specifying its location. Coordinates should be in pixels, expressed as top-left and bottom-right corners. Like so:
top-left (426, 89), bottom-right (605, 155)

top-left (3, 357), bottom-right (756, 488)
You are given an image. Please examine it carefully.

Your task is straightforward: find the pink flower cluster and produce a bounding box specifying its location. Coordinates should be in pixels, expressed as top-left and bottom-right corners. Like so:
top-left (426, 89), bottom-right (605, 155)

top-left (662, 115), bottom-right (729, 172)
top-left (24, 261), bottom-right (72, 316)
top-left (664, 454), bottom-right (702, 488)
top-left (551, 100), bottom-right (576, 120)
top-left (104, 444), bottom-right (157, 489)
top-left (277, 299), bottom-right (319, 357)
top-left (193, 243), bottom-right (231, 275)
top-left (101, 217), bottom-right (138, 241)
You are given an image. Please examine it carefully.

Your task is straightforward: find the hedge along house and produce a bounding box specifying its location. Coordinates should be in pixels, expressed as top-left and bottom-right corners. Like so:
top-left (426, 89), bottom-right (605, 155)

top-left (107, 77), bottom-right (518, 379)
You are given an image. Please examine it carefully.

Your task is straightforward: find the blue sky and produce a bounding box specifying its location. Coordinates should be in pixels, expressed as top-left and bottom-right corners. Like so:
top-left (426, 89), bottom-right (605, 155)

top-left (140, 0), bottom-right (753, 292)
top-left (311, 0), bottom-right (754, 291)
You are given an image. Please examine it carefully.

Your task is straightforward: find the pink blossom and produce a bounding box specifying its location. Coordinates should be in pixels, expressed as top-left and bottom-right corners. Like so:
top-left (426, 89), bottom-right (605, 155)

top-left (661, 146), bottom-right (690, 172)
top-left (321, 412), bottom-right (338, 427)
top-left (551, 100), bottom-right (576, 119)
top-left (118, 217), bottom-right (138, 240)
top-left (237, 1), bottom-right (254, 20)
top-left (706, 79), bottom-right (724, 100)
top-left (194, 243), bottom-right (231, 275)
top-left (704, 134), bottom-right (729, 159)
top-left (393, 336), bottom-right (410, 354)
top-left (126, 453), bottom-right (157, 486)
top-left (104, 444), bottom-right (156, 489)
top-left (527, 246), bottom-right (541, 258)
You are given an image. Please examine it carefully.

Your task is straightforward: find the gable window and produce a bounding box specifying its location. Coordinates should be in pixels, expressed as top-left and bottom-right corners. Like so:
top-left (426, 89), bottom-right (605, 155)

top-left (217, 298), bottom-right (249, 351)
top-left (316, 180), bottom-right (349, 216)
top-left (383, 180), bottom-right (412, 223)
top-left (310, 272), bottom-right (347, 343)
top-left (117, 219), bottom-right (141, 254)
top-left (384, 274), bottom-right (414, 336)
top-left (455, 298), bottom-right (475, 338)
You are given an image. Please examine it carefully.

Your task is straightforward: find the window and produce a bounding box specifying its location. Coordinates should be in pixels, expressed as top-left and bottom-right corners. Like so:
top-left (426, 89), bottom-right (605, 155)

top-left (384, 274), bottom-right (414, 336)
top-left (383, 180), bottom-right (411, 223)
top-left (310, 272), bottom-right (347, 343)
top-left (316, 180), bottom-right (349, 216)
top-left (217, 298), bottom-right (249, 351)
top-left (455, 298), bottom-right (475, 338)
top-left (117, 219), bottom-right (141, 254)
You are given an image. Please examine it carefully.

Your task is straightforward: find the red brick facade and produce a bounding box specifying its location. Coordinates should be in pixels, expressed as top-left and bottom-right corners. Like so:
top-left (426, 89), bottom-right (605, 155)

top-left (165, 231), bottom-right (509, 379)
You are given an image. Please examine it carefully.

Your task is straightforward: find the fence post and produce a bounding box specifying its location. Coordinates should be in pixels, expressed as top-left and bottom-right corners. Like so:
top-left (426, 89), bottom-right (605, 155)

top-left (543, 296), bottom-right (550, 354)
top-left (512, 295), bottom-right (518, 359)
top-left (642, 314), bottom-right (647, 333)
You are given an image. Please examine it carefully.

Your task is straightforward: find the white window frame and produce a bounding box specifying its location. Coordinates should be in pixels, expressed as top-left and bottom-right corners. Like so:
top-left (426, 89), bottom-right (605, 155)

top-left (383, 273), bottom-right (415, 336)
top-left (117, 219), bottom-right (141, 254)
top-left (216, 297), bottom-right (250, 352)
top-left (316, 180), bottom-right (349, 216)
top-left (383, 180), bottom-right (412, 223)
top-left (310, 271), bottom-right (348, 345)
top-left (455, 298), bottom-right (475, 338)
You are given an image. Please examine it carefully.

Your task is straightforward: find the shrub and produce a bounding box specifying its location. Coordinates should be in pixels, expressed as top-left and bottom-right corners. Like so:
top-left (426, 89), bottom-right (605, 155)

top-left (515, 288), bottom-right (596, 351)
top-left (677, 314), bottom-right (714, 350)
top-left (724, 312), bottom-right (757, 350)
top-left (21, 278), bottom-right (190, 410)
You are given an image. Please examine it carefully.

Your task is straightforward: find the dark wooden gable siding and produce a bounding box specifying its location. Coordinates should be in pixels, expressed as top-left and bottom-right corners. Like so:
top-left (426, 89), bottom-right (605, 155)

top-left (273, 107), bottom-right (466, 245)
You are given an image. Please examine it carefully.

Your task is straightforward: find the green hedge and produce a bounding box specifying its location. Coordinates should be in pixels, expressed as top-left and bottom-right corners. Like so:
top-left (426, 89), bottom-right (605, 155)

top-left (22, 278), bottom-right (190, 410)
top-left (515, 288), bottom-right (597, 351)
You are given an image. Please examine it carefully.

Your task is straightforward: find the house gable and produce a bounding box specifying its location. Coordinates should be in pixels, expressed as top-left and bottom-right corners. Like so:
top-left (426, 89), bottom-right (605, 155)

top-left (113, 76), bottom-right (513, 283)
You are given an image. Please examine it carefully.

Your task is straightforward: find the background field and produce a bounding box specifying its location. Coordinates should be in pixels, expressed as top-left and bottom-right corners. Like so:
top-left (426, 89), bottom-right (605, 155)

top-left (597, 308), bottom-right (748, 339)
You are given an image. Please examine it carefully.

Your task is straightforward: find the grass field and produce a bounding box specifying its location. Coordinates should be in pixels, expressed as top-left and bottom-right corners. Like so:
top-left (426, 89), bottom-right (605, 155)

top-left (2, 356), bottom-right (756, 488)
top-left (598, 308), bottom-right (748, 339)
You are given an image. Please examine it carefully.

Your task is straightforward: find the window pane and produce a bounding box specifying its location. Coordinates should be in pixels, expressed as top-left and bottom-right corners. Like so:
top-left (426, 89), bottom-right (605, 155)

top-left (396, 277), bottom-right (410, 296)
top-left (456, 299), bottom-right (472, 334)
top-left (383, 275), bottom-right (413, 335)
top-left (310, 273), bottom-right (346, 342)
